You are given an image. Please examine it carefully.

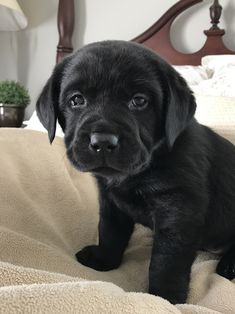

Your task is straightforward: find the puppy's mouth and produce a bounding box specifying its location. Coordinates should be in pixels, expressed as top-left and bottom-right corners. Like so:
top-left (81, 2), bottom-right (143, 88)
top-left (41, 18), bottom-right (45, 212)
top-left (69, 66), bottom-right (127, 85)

top-left (65, 125), bottom-right (152, 178)
top-left (66, 141), bottom-right (151, 178)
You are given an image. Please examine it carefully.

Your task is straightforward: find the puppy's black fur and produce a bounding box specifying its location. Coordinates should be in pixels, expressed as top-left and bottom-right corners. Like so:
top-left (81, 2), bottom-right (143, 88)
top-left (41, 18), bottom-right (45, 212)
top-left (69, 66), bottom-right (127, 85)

top-left (37, 41), bottom-right (235, 304)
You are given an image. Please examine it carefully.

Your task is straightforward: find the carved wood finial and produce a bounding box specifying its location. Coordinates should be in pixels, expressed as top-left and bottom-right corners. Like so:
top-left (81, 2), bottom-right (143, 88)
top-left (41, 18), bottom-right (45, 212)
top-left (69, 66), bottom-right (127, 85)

top-left (210, 0), bottom-right (222, 30)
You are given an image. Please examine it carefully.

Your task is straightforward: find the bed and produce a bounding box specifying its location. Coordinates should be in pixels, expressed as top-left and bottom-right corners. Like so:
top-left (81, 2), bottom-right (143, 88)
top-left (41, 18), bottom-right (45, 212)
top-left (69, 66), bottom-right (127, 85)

top-left (56, 0), bottom-right (234, 65)
top-left (1, 1), bottom-right (235, 313)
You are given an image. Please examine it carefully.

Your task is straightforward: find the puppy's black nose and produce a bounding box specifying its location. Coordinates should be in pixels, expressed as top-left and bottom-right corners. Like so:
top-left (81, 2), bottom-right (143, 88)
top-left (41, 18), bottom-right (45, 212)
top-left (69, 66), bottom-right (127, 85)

top-left (90, 133), bottom-right (119, 152)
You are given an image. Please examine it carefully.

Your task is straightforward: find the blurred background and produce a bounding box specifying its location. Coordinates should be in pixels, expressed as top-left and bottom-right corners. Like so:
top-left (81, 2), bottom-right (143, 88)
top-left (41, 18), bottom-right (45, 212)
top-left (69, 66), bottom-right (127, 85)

top-left (0, 0), bottom-right (235, 119)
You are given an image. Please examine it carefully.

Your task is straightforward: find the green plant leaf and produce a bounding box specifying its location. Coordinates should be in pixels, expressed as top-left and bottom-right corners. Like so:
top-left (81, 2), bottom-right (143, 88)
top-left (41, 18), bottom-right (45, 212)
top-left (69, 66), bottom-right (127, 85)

top-left (0, 80), bottom-right (30, 108)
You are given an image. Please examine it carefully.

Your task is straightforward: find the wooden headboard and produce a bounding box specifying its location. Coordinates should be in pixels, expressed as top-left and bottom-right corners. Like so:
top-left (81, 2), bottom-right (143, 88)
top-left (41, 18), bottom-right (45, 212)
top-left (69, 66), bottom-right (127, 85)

top-left (56, 0), bottom-right (235, 65)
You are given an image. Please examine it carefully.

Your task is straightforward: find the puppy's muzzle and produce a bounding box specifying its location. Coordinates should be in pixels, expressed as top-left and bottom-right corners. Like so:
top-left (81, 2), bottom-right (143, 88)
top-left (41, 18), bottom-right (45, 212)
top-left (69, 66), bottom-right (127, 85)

top-left (89, 133), bottom-right (119, 153)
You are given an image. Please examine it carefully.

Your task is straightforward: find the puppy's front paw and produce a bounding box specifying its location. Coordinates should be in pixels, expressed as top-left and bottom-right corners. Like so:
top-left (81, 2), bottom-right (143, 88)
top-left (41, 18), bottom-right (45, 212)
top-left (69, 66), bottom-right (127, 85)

top-left (148, 287), bottom-right (187, 305)
top-left (216, 251), bottom-right (235, 280)
top-left (76, 245), bottom-right (121, 271)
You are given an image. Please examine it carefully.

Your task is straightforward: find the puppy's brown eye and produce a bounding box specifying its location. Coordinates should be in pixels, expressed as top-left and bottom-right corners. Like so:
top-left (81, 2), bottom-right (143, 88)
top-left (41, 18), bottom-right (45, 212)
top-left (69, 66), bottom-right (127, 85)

top-left (129, 94), bottom-right (148, 110)
top-left (70, 93), bottom-right (87, 109)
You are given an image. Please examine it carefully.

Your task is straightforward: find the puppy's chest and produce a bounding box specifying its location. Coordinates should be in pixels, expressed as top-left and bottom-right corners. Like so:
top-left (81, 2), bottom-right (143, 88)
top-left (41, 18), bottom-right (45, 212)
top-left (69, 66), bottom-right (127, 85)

top-left (109, 189), bottom-right (154, 229)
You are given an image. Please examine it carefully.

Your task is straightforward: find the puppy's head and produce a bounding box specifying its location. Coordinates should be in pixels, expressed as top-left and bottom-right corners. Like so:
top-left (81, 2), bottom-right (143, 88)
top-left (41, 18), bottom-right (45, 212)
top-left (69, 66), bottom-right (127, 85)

top-left (37, 41), bottom-right (196, 180)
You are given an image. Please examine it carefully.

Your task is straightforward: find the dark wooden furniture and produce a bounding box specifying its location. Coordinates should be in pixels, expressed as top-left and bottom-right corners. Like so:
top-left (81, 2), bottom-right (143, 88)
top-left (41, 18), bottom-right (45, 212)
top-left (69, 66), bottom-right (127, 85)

top-left (56, 0), bottom-right (235, 65)
top-left (56, 0), bottom-right (74, 64)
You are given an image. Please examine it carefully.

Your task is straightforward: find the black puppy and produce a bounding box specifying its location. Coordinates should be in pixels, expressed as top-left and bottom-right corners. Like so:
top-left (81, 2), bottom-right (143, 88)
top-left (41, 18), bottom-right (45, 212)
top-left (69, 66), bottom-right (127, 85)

top-left (36, 40), bottom-right (235, 304)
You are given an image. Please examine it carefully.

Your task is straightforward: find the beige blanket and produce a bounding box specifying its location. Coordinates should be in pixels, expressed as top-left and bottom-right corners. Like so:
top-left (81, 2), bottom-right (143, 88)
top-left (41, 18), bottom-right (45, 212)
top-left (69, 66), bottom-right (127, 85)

top-left (0, 128), bottom-right (234, 314)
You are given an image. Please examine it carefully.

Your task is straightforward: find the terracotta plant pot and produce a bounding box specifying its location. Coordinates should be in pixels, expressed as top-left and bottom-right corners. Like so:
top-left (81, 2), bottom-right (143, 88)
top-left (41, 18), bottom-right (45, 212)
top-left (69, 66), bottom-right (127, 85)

top-left (0, 104), bottom-right (25, 127)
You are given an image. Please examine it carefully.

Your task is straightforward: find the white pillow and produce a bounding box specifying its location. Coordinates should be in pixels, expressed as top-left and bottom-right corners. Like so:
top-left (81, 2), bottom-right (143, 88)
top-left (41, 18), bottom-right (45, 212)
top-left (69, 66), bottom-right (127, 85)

top-left (201, 54), bottom-right (235, 76)
top-left (193, 55), bottom-right (235, 97)
top-left (173, 65), bottom-right (208, 85)
top-left (195, 94), bottom-right (235, 144)
top-left (24, 111), bottom-right (64, 137)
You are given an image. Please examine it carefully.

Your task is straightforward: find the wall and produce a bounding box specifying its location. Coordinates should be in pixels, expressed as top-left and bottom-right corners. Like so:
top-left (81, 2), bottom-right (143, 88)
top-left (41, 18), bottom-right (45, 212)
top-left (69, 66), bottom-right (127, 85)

top-left (0, 0), bottom-right (234, 119)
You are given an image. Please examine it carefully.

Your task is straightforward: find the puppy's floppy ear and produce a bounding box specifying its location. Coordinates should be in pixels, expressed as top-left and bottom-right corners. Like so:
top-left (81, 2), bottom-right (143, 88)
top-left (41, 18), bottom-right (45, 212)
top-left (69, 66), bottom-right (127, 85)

top-left (36, 60), bottom-right (66, 143)
top-left (165, 71), bottom-right (196, 149)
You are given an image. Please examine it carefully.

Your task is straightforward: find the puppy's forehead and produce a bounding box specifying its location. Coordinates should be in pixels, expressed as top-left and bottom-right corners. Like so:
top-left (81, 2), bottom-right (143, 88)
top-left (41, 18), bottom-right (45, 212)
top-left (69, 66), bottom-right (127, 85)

top-left (66, 41), bottom-right (160, 82)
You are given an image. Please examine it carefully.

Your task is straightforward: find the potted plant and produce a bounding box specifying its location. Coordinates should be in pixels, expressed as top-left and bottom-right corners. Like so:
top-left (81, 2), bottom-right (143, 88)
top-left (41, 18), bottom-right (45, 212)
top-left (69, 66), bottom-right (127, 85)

top-left (0, 80), bottom-right (30, 127)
